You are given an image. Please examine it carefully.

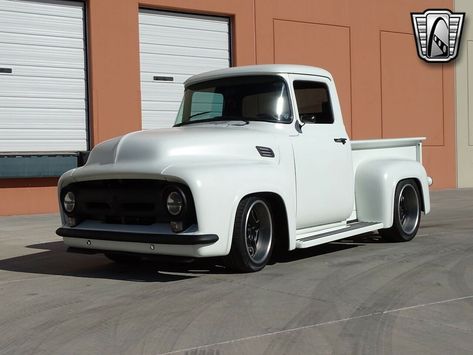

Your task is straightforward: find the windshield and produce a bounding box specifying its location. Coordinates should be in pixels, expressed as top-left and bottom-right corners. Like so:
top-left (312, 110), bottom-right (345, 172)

top-left (174, 75), bottom-right (292, 126)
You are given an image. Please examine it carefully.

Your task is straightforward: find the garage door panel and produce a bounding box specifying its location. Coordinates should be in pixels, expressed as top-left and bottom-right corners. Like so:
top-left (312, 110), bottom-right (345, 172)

top-left (1, 43), bottom-right (84, 69)
top-left (140, 53), bottom-right (229, 76)
top-left (141, 81), bottom-right (183, 93)
top-left (140, 73), bottom-right (190, 85)
top-left (0, 9), bottom-right (83, 39)
top-left (142, 101), bottom-right (181, 112)
top-left (140, 32), bottom-right (228, 51)
top-left (0, 0), bottom-right (87, 152)
top-left (0, 108), bottom-right (85, 129)
top-left (0, 139), bottom-right (86, 152)
top-left (0, 76), bottom-right (85, 99)
top-left (0, 0), bottom-right (83, 18)
top-left (140, 43), bottom-right (228, 60)
top-left (140, 23), bottom-right (228, 42)
top-left (140, 11), bottom-right (228, 32)
top-left (0, 97), bottom-right (85, 110)
top-left (142, 111), bottom-right (178, 130)
top-left (0, 31), bottom-right (83, 49)
top-left (0, 64), bottom-right (84, 80)
top-left (0, 129), bottom-right (86, 140)
top-left (140, 10), bottom-right (230, 130)
top-left (141, 84), bottom-right (183, 102)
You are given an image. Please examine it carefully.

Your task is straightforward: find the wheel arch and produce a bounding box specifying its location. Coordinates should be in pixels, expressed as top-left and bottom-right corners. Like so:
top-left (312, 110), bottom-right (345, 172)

top-left (162, 163), bottom-right (297, 256)
top-left (355, 159), bottom-right (430, 228)
top-left (236, 191), bottom-right (291, 255)
top-left (411, 177), bottom-right (426, 213)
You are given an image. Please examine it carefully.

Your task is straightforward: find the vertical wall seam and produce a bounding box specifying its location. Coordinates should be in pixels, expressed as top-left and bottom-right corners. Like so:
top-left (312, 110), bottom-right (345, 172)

top-left (442, 64), bottom-right (445, 147)
top-left (272, 18), bottom-right (276, 63)
top-left (254, 0), bottom-right (257, 63)
top-left (467, 41), bottom-right (472, 146)
top-left (348, 26), bottom-right (353, 138)
top-left (379, 30), bottom-right (384, 139)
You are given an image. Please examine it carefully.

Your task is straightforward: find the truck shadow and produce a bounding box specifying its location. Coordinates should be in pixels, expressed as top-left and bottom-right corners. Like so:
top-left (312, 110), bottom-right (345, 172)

top-left (0, 241), bottom-right (201, 282)
top-left (0, 233), bottom-right (386, 281)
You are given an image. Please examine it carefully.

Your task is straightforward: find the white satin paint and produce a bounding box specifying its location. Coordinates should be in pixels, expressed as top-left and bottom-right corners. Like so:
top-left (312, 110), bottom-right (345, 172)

top-left (58, 65), bottom-right (431, 258)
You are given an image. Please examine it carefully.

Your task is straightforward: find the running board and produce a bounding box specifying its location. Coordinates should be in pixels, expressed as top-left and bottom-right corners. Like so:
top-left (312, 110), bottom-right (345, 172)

top-left (295, 222), bottom-right (383, 249)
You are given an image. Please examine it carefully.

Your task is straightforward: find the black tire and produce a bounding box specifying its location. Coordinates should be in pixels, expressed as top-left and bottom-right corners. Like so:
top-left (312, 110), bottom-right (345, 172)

top-left (226, 196), bottom-right (274, 272)
top-left (104, 252), bottom-right (142, 265)
top-left (379, 179), bottom-right (422, 242)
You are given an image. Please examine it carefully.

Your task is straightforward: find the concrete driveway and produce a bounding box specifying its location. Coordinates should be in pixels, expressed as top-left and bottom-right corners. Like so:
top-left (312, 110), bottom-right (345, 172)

top-left (0, 189), bottom-right (472, 354)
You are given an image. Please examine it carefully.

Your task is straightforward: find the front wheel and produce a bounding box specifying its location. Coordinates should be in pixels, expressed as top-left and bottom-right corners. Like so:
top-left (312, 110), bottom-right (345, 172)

top-left (379, 179), bottom-right (421, 242)
top-left (226, 196), bottom-right (274, 272)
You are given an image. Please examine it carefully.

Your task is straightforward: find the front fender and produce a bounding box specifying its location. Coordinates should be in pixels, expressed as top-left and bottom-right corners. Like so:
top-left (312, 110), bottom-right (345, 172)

top-left (355, 159), bottom-right (430, 228)
top-left (162, 161), bottom-right (296, 256)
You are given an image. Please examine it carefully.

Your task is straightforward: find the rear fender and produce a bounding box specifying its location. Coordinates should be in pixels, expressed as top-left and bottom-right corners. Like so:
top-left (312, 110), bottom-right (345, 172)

top-left (355, 159), bottom-right (430, 228)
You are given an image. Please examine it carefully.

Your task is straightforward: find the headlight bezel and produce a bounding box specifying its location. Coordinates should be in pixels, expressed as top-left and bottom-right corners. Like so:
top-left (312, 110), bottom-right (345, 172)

top-left (63, 190), bottom-right (76, 214)
top-left (164, 186), bottom-right (187, 217)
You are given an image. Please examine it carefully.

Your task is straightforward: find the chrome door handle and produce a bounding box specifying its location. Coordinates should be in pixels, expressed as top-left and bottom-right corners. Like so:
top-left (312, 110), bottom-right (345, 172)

top-left (334, 138), bottom-right (347, 145)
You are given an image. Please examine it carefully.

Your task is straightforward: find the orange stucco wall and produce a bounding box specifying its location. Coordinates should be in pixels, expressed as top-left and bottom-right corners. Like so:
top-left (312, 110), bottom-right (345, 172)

top-left (0, 0), bottom-right (455, 215)
top-left (0, 178), bottom-right (58, 215)
top-left (254, 0), bottom-right (455, 188)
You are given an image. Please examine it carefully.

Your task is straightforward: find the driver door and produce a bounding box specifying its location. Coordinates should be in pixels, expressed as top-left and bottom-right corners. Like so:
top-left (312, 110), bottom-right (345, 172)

top-left (290, 74), bottom-right (354, 229)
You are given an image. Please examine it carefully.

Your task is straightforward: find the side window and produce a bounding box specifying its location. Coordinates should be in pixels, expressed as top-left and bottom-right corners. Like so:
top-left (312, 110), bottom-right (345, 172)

top-left (293, 81), bottom-right (334, 124)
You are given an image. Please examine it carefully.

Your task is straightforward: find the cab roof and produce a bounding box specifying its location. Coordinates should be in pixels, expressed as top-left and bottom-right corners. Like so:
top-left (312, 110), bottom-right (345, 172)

top-left (184, 64), bottom-right (333, 87)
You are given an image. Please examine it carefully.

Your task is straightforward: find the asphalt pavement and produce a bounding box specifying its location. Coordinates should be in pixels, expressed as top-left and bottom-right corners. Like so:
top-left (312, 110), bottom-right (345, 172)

top-left (0, 189), bottom-right (472, 354)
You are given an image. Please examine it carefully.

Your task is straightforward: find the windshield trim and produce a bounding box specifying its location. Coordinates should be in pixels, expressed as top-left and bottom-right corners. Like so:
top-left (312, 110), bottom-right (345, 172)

top-left (174, 117), bottom-right (249, 127)
top-left (174, 74), bottom-right (294, 127)
top-left (173, 116), bottom-right (293, 128)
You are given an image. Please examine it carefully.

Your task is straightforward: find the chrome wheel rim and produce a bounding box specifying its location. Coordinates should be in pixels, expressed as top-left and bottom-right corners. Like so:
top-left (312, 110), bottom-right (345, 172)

top-left (244, 200), bottom-right (272, 264)
top-left (398, 184), bottom-right (420, 235)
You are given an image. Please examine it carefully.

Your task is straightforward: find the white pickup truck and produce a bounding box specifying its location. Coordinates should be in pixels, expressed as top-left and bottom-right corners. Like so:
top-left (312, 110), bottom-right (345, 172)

top-left (56, 64), bottom-right (431, 272)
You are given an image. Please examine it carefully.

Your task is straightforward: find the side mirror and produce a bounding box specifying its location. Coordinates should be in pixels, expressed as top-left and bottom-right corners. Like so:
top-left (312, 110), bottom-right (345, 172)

top-left (295, 120), bottom-right (305, 133)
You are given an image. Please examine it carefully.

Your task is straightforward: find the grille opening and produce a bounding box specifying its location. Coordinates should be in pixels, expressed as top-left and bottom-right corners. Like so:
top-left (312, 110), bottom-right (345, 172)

top-left (122, 202), bottom-right (155, 212)
top-left (86, 202), bottom-right (110, 211)
top-left (66, 179), bottom-right (196, 226)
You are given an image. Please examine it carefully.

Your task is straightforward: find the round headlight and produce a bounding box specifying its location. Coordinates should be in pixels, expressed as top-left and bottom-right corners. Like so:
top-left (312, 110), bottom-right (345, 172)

top-left (166, 190), bottom-right (184, 216)
top-left (63, 191), bottom-right (76, 213)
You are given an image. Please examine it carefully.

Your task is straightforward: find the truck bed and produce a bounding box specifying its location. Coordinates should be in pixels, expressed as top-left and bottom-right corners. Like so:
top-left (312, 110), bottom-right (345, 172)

top-left (347, 137), bottom-right (426, 222)
top-left (351, 137), bottom-right (425, 169)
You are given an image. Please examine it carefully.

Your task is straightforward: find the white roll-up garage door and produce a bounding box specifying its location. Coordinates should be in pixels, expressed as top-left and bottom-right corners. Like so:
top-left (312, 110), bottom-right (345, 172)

top-left (0, 0), bottom-right (87, 152)
top-left (139, 10), bottom-right (230, 130)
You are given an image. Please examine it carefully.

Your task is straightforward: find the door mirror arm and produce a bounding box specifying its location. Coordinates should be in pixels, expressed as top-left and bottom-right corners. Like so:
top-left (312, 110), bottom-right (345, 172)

top-left (295, 120), bottom-right (306, 133)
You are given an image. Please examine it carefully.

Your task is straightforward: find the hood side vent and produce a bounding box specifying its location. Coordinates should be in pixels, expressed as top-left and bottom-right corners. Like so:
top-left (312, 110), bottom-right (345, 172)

top-left (256, 146), bottom-right (275, 158)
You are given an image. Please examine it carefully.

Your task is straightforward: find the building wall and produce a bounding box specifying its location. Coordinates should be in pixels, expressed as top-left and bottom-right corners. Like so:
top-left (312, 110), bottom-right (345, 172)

top-left (0, 0), bottom-right (456, 215)
top-left (254, 0), bottom-right (455, 189)
top-left (455, 0), bottom-right (473, 187)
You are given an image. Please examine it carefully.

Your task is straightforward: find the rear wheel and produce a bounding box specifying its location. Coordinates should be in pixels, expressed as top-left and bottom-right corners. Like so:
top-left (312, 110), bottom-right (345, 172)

top-left (104, 252), bottom-right (142, 265)
top-left (379, 179), bottom-right (421, 242)
top-left (226, 196), bottom-right (274, 272)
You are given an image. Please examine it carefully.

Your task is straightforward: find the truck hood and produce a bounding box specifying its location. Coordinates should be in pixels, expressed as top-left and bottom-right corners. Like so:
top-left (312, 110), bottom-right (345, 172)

top-left (82, 123), bottom-right (283, 175)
